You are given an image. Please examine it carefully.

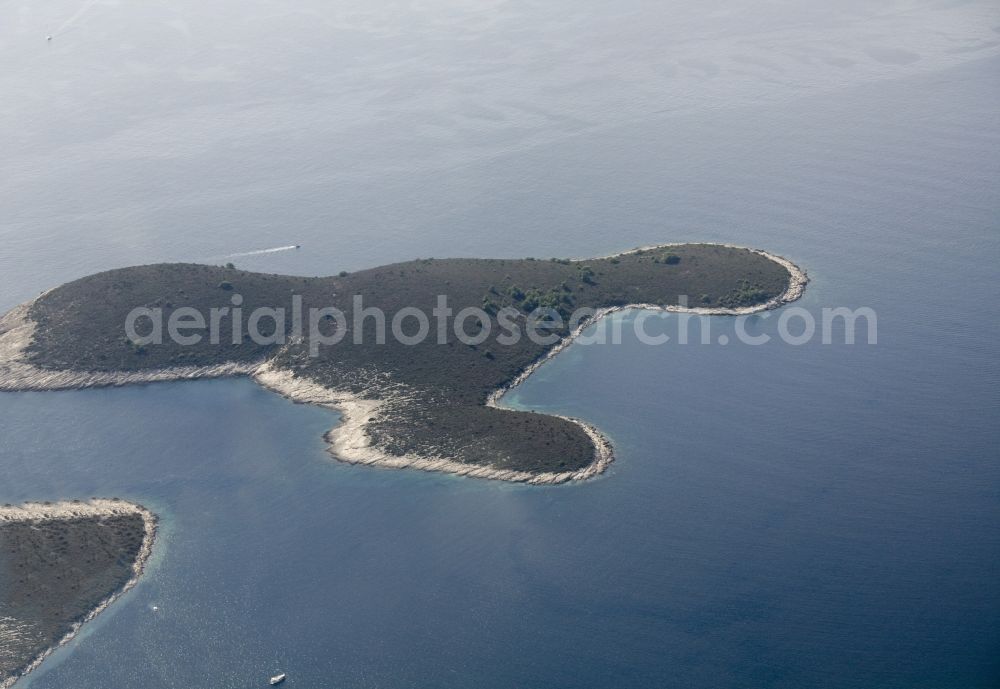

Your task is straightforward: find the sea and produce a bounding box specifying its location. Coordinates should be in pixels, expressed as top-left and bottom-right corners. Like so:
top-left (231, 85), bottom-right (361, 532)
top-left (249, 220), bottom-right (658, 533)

top-left (1, 1), bottom-right (998, 687)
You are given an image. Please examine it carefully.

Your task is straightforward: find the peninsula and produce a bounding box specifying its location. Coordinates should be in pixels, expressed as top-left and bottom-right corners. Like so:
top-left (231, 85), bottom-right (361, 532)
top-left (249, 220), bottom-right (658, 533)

top-left (0, 500), bottom-right (157, 689)
top-left (0, 244), bottom-right (806, 483)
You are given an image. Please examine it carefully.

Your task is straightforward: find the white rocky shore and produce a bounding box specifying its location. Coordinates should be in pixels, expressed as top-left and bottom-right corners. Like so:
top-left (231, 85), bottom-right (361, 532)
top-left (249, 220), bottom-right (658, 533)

top-left (0, 499), bottom-right (157, 689)
top-left (475, 247), bottom-right (808, 482)
top-left (0, 302), bottom-right (259, 392)
top-left (0, 245), bottom-right (807, 485)
top-left (254, 363), bottom-right (615, 485)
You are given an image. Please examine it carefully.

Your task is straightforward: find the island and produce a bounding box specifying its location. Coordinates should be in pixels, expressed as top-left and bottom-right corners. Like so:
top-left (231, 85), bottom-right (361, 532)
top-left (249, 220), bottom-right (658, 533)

top-left (0, 500), bottom-right (157, 689)
top-left (0, 244), bottom-right (806, 483)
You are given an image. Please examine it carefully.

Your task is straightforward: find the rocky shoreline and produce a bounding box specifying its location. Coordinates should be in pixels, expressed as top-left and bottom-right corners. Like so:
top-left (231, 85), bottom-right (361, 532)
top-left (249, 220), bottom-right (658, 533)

top-left (0, 500), bottom-right (157, 689)
top-left (0, 303), bottom-right (261, 392)
top-left (480, 246), bottom-right (808, 481)
top-left (0, 245), bottom-right (807, 485)
top-left (254, 363), bottom-right (614, 485)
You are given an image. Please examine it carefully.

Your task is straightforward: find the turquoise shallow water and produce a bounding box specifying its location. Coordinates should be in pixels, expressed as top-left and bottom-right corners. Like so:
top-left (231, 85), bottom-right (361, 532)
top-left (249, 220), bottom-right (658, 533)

top-left (2, 2), bottom-right (1000, 686)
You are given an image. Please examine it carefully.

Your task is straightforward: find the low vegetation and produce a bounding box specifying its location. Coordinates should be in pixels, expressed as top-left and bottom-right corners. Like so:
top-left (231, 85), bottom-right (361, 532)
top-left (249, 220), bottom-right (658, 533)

top-left (24, 245), bottom-right (791, 474)
top-left (0, 515), bottom-right (146, 683)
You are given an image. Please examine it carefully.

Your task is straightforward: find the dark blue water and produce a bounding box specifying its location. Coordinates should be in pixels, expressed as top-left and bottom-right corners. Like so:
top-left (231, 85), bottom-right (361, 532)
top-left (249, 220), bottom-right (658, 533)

top-left (2, 4), bottom-right (999, 687)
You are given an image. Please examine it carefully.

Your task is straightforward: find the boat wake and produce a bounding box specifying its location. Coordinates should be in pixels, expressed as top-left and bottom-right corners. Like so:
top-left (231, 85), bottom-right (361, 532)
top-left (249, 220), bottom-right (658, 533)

top-left (222, 245), bottom-right (300, 258)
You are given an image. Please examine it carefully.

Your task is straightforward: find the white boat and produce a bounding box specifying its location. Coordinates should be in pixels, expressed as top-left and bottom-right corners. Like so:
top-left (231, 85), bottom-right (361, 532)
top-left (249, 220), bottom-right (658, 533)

top-left (269, 673), bottom-right (286, 685)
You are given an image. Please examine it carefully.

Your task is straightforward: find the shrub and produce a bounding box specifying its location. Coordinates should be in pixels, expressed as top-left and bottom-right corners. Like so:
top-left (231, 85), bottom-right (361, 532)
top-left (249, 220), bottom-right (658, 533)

top-left (219, 281), bottom-right (233, 290)
top-left (663, 253), bottom-right (681, 265)
top-left (718, 280), bottom-right (771, 308)
top-left (225, 262), bottom-right (235, 270)
top-left (339, 270), bottom-right (349, 277)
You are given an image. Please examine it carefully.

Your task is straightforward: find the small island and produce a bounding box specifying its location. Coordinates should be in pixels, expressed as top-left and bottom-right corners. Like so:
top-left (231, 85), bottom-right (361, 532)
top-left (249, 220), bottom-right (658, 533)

top-left (0, 244), bottom-right (806, 483)
top-left (0, 500), bottom-right (157, 689)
